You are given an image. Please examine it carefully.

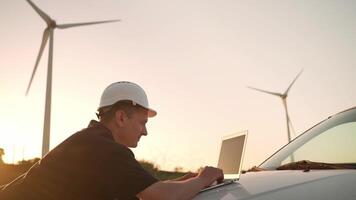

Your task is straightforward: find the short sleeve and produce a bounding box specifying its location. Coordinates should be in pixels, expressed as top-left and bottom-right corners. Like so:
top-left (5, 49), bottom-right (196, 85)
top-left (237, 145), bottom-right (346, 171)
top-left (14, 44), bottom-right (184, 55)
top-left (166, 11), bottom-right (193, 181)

top-left (98, 145), bottom-right (158, 199)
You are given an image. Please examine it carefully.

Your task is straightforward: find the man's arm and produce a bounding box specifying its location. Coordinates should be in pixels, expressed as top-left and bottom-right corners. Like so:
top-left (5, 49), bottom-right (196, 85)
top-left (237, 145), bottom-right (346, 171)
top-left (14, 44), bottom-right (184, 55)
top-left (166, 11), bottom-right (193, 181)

top-left (172, 172), bottom-right (198, 181)
top-left (137, 166), bottom-right (223, 200)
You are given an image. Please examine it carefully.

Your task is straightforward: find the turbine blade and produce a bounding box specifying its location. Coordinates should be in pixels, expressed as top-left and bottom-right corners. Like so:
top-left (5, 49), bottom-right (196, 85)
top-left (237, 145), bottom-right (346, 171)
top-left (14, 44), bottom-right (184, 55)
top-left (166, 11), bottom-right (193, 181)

top-left (247, 86), bottom-right (282, 97)
top-left (26, 29), bottom-right (50, 96)
top-left (284, 69), bottom-right (303, 95)
top-left (26, 0), bottom-right (52, 24)
top-left (56, 19), bottom-right (120, 29)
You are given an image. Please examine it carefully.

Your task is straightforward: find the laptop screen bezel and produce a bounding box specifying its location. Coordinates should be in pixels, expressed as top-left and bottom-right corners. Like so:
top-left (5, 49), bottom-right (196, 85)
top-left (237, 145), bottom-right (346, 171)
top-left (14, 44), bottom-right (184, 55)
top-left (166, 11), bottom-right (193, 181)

top-left (217, 130), bottom-right (248, 180)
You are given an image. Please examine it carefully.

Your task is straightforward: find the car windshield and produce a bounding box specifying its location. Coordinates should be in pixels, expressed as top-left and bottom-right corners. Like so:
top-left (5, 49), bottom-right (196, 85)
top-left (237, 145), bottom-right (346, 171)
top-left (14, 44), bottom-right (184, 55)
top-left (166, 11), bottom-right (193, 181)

top-left (259, 107), bottom-right (356, 170)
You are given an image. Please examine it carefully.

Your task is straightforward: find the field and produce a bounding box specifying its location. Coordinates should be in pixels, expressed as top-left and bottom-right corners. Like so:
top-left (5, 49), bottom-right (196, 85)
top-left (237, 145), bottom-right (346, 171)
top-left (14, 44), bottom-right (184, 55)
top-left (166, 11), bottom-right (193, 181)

top-left (0, 158), bottom-right (186, 186)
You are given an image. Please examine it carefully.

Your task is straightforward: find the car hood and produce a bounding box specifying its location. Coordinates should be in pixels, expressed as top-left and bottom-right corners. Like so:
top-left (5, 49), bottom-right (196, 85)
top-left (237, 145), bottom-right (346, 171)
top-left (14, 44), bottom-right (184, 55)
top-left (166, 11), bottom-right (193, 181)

top-left (193, 170), bottom-right (356, 200)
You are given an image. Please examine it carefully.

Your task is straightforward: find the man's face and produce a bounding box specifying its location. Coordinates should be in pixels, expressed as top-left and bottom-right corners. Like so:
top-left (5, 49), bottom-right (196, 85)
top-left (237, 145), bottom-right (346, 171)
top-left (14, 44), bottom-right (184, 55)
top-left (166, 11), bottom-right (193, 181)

top-left (114, 109), bottom-right (148, 148)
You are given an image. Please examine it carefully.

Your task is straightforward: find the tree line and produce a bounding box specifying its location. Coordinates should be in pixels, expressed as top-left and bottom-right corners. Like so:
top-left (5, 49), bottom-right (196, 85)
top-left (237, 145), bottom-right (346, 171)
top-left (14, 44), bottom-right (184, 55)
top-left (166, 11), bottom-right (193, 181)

top-left (0, 147), bottom-right (186, 185)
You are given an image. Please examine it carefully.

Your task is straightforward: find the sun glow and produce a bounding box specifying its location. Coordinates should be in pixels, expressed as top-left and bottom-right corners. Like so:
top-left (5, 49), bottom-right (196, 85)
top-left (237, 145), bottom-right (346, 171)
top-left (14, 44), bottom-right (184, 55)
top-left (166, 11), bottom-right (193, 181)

top-left (0, 95), bottom-right (42, 163)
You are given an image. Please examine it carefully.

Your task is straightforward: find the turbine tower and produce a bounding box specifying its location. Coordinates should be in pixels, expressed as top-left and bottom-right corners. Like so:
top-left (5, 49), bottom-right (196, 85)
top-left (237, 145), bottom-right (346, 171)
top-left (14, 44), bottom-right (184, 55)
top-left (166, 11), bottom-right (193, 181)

top-left (247, 69), bottom-right (303, 143)
top-left (25, 0), bottom-right (119, 157)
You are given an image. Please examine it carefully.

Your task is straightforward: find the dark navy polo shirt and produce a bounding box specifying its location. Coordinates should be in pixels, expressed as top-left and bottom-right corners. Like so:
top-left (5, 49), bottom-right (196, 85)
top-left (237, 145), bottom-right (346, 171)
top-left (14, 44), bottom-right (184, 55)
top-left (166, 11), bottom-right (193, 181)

top-left (0, 120), bottom-right (158, 200)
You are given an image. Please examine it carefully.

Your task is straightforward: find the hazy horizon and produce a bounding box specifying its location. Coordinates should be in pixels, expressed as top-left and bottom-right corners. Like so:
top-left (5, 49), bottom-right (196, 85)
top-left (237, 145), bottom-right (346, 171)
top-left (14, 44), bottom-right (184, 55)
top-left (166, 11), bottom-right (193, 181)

top-left (1, 0), bottom-right (355, 171)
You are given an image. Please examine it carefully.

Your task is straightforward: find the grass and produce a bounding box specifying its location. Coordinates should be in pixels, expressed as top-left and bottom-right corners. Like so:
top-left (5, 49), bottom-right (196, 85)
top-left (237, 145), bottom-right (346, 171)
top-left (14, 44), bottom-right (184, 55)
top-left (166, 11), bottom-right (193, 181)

top-left (0, 158), bottom-right (187, 185)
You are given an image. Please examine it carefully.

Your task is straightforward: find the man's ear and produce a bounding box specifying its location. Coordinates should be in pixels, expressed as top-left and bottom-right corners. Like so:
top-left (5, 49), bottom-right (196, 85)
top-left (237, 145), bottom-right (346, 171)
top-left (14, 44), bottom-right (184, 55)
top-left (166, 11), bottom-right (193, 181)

top-left (114, 110), bottom-right (128, 127)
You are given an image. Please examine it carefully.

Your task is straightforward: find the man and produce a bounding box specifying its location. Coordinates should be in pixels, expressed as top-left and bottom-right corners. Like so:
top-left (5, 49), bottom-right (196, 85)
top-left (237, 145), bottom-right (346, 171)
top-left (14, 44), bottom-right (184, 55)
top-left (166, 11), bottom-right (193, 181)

top-left (0, 81), bottom-right (223, 200)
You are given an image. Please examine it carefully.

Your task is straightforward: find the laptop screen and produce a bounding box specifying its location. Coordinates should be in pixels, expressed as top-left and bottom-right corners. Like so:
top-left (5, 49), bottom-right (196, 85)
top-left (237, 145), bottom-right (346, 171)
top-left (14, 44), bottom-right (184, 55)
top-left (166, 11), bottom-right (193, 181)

top-left (217, 131), bottom-right (248, 179)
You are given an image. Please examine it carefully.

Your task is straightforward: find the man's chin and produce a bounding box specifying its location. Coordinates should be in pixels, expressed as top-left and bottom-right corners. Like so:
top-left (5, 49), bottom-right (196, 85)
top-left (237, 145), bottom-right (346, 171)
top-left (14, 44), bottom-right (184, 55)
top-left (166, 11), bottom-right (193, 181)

top-left (129, 143), bottom-right (138, 148)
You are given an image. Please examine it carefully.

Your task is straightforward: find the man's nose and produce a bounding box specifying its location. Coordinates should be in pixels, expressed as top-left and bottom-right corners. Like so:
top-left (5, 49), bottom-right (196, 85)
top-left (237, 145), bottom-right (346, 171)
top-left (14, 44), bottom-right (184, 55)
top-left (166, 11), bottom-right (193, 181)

top-left (142, 126), bottom-right (148, 136)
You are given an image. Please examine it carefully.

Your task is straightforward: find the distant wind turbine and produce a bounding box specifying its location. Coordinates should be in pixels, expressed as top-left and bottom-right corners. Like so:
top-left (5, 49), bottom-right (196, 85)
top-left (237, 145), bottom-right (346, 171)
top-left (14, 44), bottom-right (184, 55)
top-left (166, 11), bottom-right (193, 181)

top-left (247, 69), bottom-right (303, 143)
top-left (25, 0), bottom-right (119, 157)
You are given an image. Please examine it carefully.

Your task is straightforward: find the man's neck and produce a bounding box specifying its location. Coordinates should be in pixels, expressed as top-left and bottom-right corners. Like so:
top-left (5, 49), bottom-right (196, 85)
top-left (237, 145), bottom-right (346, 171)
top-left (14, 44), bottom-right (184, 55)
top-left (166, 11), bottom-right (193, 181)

top-left (99, 120), bottom-right (128, 147)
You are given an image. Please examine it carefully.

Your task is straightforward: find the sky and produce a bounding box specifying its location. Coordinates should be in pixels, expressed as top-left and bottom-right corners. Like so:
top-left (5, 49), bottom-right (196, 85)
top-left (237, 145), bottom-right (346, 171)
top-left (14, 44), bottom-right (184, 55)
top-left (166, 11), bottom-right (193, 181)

top-left (0, 0), bottom-right (355, 171)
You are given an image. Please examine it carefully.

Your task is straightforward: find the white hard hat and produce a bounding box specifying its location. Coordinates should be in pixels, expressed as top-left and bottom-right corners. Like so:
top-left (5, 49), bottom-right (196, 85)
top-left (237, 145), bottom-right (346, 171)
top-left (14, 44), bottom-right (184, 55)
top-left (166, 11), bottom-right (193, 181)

top-left (98, 81), bottom-right (157, 117)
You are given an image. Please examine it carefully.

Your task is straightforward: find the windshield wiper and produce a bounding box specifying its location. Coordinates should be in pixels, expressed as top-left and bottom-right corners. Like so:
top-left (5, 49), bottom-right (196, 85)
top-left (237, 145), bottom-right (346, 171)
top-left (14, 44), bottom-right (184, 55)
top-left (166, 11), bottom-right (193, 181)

top-left (277, 160), bottom-right (356, 171)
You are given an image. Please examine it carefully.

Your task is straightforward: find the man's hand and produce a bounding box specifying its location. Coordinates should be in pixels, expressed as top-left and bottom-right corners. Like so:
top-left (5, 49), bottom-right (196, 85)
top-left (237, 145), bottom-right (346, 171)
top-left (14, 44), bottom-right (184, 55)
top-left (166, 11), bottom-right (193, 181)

top-left (242, 166), bottom-right (265, 173)
top-left (174, 172), bottom-right (198, 181)
top-left (137, 166), bottom-right (224, 200)
top-left (197, 166), bottom-right (224, 187)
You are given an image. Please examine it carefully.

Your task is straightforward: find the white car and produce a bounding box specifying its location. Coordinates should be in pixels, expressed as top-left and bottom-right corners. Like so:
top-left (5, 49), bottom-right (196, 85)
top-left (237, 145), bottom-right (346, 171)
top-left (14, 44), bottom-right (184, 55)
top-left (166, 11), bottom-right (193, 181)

top-left (194, 107), bottom-right (356, 200)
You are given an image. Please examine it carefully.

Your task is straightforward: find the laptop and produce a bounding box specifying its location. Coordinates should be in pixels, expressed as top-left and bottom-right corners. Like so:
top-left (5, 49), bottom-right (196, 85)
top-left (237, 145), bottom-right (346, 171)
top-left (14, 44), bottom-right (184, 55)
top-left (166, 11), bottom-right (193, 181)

top-left (200, 130), bottom-right (248, 192)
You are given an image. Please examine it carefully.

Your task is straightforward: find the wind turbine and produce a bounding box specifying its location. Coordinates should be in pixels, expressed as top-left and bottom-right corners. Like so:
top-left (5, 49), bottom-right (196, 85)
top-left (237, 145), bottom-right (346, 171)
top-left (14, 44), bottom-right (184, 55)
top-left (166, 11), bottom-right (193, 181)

top-left (247, 69), bottom-right (303, 143)
top-left (25, 0), bottom-right (119, 157)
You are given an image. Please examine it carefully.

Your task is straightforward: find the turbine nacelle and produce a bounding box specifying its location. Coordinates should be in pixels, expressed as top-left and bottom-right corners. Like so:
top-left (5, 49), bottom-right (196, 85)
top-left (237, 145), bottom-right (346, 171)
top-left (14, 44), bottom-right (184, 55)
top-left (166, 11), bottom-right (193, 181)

top-left (247, 69), bottom-right (303, 143)
top-left (49, 20), bottom-right (57, 29)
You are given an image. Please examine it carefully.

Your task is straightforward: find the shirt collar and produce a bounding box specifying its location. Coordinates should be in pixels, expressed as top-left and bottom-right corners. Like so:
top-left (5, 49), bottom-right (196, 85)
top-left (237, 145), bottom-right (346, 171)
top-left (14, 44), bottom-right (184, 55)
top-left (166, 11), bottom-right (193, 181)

top-left (87, 120), bottom-right (114, 140)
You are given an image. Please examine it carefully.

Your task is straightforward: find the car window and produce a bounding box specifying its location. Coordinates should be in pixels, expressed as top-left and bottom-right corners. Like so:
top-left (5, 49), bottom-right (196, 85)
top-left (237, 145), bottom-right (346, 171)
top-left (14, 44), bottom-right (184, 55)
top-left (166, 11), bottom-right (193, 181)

top-left (281, 122), bottom-right (356, 165)
top-left (260, 108), bottom-right (356, 170)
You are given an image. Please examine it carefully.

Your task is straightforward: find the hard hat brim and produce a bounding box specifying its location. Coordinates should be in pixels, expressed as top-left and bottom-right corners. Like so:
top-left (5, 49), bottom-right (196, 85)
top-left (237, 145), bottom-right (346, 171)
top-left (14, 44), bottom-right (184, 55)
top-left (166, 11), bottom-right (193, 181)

top-left (147, 108), bottom-right (157, 118)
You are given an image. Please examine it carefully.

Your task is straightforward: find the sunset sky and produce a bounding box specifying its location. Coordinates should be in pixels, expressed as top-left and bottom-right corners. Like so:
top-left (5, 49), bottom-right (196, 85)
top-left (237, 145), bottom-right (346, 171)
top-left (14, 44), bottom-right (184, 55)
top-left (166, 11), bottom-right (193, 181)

top-left (0, 0), bottom-right (355, 171)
